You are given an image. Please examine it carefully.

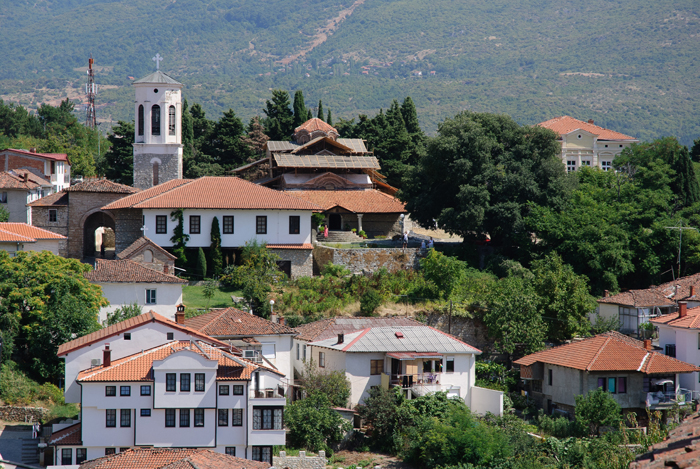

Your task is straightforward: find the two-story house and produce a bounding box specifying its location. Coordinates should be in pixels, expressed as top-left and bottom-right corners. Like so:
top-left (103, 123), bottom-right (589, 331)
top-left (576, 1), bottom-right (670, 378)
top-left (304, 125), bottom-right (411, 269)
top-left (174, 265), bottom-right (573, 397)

top-left (0, 148), bottom-right (71, 192)
top-left (0, 169), bottom-right (53, 223)
top-left (0, 222), bottom-right (66, 256)
top-left (652, 302), bottom-right (700, 394)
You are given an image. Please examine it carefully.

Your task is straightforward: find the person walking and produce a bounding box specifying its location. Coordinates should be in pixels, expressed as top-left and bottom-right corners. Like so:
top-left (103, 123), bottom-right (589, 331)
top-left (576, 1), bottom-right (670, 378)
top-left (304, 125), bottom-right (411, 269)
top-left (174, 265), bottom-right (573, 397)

top-left (323, 225), bottom-right (329, 238)
top-left (402, 231), bottom-right (408, 251)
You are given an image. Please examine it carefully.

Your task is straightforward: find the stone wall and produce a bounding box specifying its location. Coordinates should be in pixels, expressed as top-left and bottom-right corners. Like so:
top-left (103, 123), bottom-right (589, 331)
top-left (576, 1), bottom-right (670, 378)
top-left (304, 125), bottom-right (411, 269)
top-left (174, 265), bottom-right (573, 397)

top-left (133, 151), bottom-right (182, 190)
top-left (112, 208), bottom-right (145, 255)
top-left (0, 406), bottom-right (48, 423)
top-left (67, 192), bottom-right (129, 259)
top-left (269, 248), bottom-right (313, 279)
top-left (313, 245), bottom-right (424, 274)
top-left (31, 205), bottom-right (69, 257)
top-left (273, 451), bottom-right (326, 469)
top-left (423, 312), bottom-right (493, 354)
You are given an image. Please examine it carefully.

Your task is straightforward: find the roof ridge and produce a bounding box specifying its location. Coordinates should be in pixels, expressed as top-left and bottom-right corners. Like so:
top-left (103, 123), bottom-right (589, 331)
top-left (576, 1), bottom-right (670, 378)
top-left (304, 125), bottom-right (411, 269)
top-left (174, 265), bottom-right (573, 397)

top-left (342, 327), bottom-right (372, 352)
top-left (585, 336), bottom-right (611, 371)
top-left (638, 352), bottom-right (651, 372)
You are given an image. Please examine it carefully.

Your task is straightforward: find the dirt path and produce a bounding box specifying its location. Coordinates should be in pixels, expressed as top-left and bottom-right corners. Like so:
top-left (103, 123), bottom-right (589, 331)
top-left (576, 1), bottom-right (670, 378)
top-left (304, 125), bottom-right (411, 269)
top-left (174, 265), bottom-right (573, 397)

top-left (279, 0), bottom-right (367, 65)
top-left (330, 450), bottom-right (416, 469)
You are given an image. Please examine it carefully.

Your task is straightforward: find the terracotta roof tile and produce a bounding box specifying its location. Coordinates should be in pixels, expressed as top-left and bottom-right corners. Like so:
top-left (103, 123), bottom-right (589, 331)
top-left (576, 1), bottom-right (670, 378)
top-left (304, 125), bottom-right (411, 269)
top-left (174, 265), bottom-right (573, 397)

top-left (117, 236), bottom-right (177, 261)
top-left (295, 316), bottom-right (423, 342)
top-left (0, 228), bottom-right (35, 242)
top-left (651, 306), bottom-right (700, 329)
top-left (84, 259), bottom-right (187, 284)
top-left (102, 177), bottom-right (320, 211)
top-left (597, 289), bottom-right (675, 307)
top-left (294, 117), bottom-right (339, 134)
top-left (0, 222), bottom-right (66, 240)
top-left (48, 422), bottom-right (81, 446)
top-left (57, 311), bottom-right (232, 356)
top-left (288, 189), bottom-right (406, 213)
top-left (514, 332), bottom-right (699, 374)
top-left (79, 447), bottom-right (270, 469)
top-left (654, 273), bottom-right (700, 302)
top-left (64, 178), bottom-right (140, 194)
top-left (2, 148), bottom-right (68, 162)
top-left (77, 340), bottom-right (279, 382)
top-left (630, 411), bottom-right (700, 468)
top-left (0, 170), bottom-right (51, 190)
top-left (27, 190), bottom-right (69, 207)
top-left (185, 308), bottom-right (297, 337)
top-left (266, 243), bottom-right (314, 250)
top-left (537, 116), bottom-right (637, 141)
top-left (101, 179), bottom-right (193, 210)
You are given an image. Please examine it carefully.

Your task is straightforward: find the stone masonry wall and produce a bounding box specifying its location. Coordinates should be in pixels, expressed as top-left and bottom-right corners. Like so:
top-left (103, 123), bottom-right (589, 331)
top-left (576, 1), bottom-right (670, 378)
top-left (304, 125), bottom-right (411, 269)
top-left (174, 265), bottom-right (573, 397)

top-left (313, 245), bottom-right (424, 274)
top-left (423, 312), bottom-right (494, 354)
top-left (0, 406), bottom-right (48, 423)
top-left (273, 451), bottom-right (326, 469)
top-left (67, 192), bottom-right (128, 259)
top-left (269, 248), bottom-right (313, 279)
top-left (133, 152), bottom-right (182, 190)
top-left (31, 205), bottom-right (69, 257)
top-left (112, 208), bottom-right (144, 254)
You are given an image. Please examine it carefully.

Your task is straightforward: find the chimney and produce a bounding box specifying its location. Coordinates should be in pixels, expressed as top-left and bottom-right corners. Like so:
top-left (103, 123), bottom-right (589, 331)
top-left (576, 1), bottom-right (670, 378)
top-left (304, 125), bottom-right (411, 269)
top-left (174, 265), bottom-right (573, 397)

top-left (175, 304), bottom-right (186, 324)
top-left (691, 286), bottom-right (697, 298)
top-left (679, 301), bottom-right (688, 318)
top-left (279, 317), bottom-right (285, 326)
top-left (643, 339), bottom-right (652, 351)
top-left (337, 333), bottom-right (344, 344)
top-left (271, 314), bottom-right (278, 324)
top-left (588, 119), bottom-right (594, 124)
top-left (30, 147), bottom-right (37, 153)
top-left (23, 173), bottom-right (28, 183)
top-left (103, 344), bottom-right (111, 367)
top-left (604, 290), bottom-right (609, 298)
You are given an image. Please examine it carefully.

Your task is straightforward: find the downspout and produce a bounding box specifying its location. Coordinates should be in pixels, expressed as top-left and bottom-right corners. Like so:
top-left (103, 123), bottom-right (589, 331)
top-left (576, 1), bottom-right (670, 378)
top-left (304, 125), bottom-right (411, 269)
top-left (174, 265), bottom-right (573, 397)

top-left (245, 379), bottom-right (249, 459)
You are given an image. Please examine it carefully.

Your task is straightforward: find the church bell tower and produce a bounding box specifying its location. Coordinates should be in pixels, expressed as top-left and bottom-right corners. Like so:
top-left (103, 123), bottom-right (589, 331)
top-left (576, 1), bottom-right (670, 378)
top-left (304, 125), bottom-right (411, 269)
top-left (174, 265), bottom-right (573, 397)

top-left (132, 54), bottom-right (183, 189)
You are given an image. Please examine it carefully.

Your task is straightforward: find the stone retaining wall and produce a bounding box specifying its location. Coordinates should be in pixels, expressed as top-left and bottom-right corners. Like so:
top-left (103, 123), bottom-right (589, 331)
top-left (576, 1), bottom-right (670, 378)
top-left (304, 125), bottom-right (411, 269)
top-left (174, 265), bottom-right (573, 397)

top-left (313, 245), bottom-right (425, 274)
top-left (423, 313), bottom-right (493, 354)
top-left (273, 450), bottom-right (326, 469)
top-left (0, 406), bottom-right (48, 423)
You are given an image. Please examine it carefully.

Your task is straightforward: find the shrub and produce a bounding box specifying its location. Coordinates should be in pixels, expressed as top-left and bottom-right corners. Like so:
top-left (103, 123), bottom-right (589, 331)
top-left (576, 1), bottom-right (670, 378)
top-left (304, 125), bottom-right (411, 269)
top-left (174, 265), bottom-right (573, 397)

top-left (575, 388), bottom-right (622, 435)
top-left (0, 362), bottom-right (64, 406)
top-left (358, 230), bottom-right (367, 238)
top-left (322, 263), bottom-right (351, 278)
top-left (196, 247), bottom-right (207, 279)
top-left (105, 302), bottom-right (142, 326)
top-left (360, 289), bottom-right (382, 316)
top-left (285, 393), bottom-right (351, 453)
top-left (536, 412), bottom-right (584, 438)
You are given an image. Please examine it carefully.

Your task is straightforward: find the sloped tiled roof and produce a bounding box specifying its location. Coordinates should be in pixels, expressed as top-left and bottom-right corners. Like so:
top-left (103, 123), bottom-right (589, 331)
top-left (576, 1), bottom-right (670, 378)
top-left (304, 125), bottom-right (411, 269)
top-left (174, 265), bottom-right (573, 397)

top-left (117, 236), bottom-right (177, 261)
top-left (295, 316), bottom-right (423, 342)
top-left (48, 422), bottom-right (81, 446)
top-left (133, 70), bottom-right (183, 85)
top-left (294, 118), bottom-right (339, 134)
top-left (266, 243), bottom-right (314, 250)
top-left (597, 289), bottom-right (675, 307)
top-left (537, 116), bottom-right (637, 141)
top-left (651, 306), bottom-right (700, 329)
top-left (630, 411), bottom-right (700, 468)
top-left (84, 259), bottom-right (186, 284)
top-left (1, 148), bottom-right (68, 161)
top-left (311, 325), bottom-right (481, 354)
top-left (0, 229), bottom-right (35, 242)
top-left (0, 170), bottom-right (51, 190)
top-left (288, 189), bottom-right (406, 213)
top-left (0, 223), bottom-right (66, 240)
top-left (102, 177), bottom-right (320, 211)
top-left (79, 447), bottom-right (269, 469)
top-left (514, 332), bottom-right (699, 374)
top-left (57, 311), bottom-right (231, 356)
top-left (77, 340), bottom-right (280, 382)
top-left (655, 273), bottom-right (700, 302)
top-left (185, 308), bottom-right (297, 337)
top-left (27, 190), bottom-right (69, 207)
top-left (64, 178), bottom-right (139, 194)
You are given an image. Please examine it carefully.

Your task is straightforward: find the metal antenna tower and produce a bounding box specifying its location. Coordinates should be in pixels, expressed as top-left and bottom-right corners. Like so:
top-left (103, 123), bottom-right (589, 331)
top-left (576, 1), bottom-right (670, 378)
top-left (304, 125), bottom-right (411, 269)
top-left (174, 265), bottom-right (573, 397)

top-left (85, 55), bottom-right (97, 128)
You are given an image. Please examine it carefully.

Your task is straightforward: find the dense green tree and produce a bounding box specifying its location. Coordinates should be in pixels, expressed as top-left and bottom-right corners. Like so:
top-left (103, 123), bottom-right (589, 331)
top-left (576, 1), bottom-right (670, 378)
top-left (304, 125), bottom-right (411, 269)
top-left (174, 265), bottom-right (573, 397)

top-left (105, 302), bottom-right (142, 326)
top-left (285, 393), bottom-right (351, 452)
top-left (292, 90), bottom-right (307, 128)
top-left (306, 109), bottom-right (312, 121)
top-left (691, 138), bottom-right (700, 163)
top-left (356, 387), bottom-right (414, 453)
top-left (326, 108), bottom-right (333, 126)
top-left (211, 108), bottom-right (249, 170)
top-left (102, 120), bottom-right (134, 184)
top-left (0, 99), bottom-right (42, 138)
top-left (420, 248), bottom-right (467, 300)
top-left (181, 99), bottom-right (197, 178)
top-left (401, 96), bottom-right (421, 135)
top-left (263, 89), bottom-right (294, 141)
top-left (209, 216), bottom-right (223, 277)
top-left (575, 388), bottom-right (622, 435)
top-left (317, 99), bottom-right (324, 121)
top-left (0, 251), bottom-right (105, 381)
top-left (400, 111), bottom-right (569, 248)
top-left (297, 359), bottom-right (351, 408)
top-left (0, 206), bottom-right (9, 222)
top-left (169, 209), bottom-right (189, 268)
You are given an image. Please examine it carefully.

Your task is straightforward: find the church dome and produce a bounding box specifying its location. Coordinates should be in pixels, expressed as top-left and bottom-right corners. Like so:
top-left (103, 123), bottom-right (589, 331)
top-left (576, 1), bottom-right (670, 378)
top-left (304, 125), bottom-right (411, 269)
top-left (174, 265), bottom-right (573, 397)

top-left (293, 118), bottom-right (339, 144)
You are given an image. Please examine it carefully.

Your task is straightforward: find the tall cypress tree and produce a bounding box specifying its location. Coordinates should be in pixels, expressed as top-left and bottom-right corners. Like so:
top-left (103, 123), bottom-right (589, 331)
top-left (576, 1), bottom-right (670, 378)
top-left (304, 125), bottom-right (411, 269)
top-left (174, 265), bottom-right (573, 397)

top-left (306, 109), bottom-right (313, 121)
top-left (292, 90), bottom-right (307, 128)
top-left (210, 216), bottom-right (223, 277)
top-left (317, 100), bottom-right (324, 122)
top-left (674, 145), bottom-right (700, 207)
top-left (691, 138), bottom-right (700, 163)
top-left (326, 109), bottom-right (333, 127)
top-left (182, 99), bottom-right (195, 177)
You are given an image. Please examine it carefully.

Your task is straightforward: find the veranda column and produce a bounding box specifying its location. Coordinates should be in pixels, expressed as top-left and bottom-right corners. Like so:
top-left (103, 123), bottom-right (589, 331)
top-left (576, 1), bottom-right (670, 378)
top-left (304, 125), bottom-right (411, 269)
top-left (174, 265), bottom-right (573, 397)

top-left (357, 213), bottom-right (364, 232)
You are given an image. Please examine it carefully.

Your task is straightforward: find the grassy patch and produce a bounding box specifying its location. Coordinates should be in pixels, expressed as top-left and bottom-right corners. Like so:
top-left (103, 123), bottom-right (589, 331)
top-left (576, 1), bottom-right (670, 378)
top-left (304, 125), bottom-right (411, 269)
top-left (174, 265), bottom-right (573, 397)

top-left (182, 284), bottom-right (244, 311)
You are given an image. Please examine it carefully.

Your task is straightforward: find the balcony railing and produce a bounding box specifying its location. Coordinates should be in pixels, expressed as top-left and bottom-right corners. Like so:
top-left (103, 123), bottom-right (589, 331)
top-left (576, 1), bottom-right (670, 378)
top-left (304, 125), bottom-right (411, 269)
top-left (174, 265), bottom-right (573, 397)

top-left (391, 373), bottom-right (442, 388)
top-left (642, 389), bottom-right (695, 407)
top-left (250, 385), bottom-right (287, 399)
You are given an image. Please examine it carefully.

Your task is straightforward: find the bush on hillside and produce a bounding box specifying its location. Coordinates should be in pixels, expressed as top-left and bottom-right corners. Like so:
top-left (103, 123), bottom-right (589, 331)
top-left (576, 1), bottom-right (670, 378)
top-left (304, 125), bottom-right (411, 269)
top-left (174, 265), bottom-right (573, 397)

top-left (360, 288), bottom-right (382, 316)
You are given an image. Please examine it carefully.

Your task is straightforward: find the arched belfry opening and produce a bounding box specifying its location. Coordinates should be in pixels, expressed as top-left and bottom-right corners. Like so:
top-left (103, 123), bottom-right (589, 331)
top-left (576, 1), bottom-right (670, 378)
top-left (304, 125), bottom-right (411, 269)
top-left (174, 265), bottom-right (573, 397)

top-left (83, 211), bottom-right (116, 258)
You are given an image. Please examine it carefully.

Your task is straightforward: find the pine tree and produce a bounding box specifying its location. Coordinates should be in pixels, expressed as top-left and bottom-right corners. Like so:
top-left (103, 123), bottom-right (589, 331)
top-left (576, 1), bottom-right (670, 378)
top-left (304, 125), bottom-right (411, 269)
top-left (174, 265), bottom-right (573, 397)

top-left (317, 100), bottom-right (324, 122)
top-left (691, 138), bottom-right (700, 163)
top-left (306, 109), bottom-right (313, 121)
top-left (400, 97), bottom-right (421, 135)
top-left (241, 116), bottom-right (269, 158)
top-left (197, 247), bottom-right (208, 279)
top-left (181, 99), bottom-right (196, 178)
top-left (327, 109), bottom-right (333, 126)
top-left (674, 145), bottom-right (700, 207)
top-left (210, 217), bottom-right (223, 277)
top-left (292, 90), bottom-right (307, 128)
top-left (263, 90), bottom-right (294, 141)
top-left (103, 120), bottom-right (134, 185)
top-left (212, 109), bottom-right (248, 171)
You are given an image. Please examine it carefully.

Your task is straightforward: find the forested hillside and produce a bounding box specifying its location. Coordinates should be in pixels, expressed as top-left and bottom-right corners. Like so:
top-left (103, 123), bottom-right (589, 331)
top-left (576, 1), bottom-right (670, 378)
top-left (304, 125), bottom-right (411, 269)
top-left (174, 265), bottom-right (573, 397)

top-left (0, 0), bottom-right (698, 143)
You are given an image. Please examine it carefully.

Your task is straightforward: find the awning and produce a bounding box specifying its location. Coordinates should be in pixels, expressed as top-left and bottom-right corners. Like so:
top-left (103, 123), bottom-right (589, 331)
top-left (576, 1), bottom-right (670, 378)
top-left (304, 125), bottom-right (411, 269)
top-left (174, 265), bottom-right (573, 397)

top-left (651, 378), bottom-right (674, 386)
top-left (387, 352), bottom-right (443, 361)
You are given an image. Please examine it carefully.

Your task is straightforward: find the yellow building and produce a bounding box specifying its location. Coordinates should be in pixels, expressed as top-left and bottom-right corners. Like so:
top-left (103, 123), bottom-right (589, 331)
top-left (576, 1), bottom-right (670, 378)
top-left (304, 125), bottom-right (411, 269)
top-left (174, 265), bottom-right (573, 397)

top-left (538, 116), bottom-right (638, 172)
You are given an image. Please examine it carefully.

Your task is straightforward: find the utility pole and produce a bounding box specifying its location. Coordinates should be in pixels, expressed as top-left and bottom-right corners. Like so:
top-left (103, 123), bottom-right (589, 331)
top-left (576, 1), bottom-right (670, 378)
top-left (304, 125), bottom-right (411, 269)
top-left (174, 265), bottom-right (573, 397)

top-left (449, 300), bottom-right (452, 335)
top-left (665, 220), bottom-right (698, 297)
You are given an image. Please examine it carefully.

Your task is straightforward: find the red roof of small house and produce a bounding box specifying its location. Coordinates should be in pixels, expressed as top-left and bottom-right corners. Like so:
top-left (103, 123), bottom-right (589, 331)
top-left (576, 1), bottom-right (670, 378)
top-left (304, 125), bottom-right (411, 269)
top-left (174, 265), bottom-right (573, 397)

top-left (2, 148), bottom-right (68, 162)
top-left (64, 178), bottom-right (140, 194)
top-left (57, 311), bottom-right (232, 356)
top-left (48, 422), bottom-right (81, 446)
top-left (537, 116), bottom-right (637, 141)
top-left (294, 118), bottom-right (339, 135)
top-left (76, 340), bottom-right (281, 382)
top-left (102, 177), bottom-right (320, 211)
top-left (597, 289), bottom-right (675, 308)
top-left (514, 331), bottom-right (699, 374)
top-left (654, 272), bottom-right (700, 302)
top-left (651, 306), bottom-right (700, 329)
top-left (84, 259), bottom-right (187, 284)
top-left (117, 236), bottom-right (177, 261)
top-left (0, 170), bottom-right (51, 190)
top-left (0, 223), bottom-right (65, 241)
top-left (288, 189), bottom-right (406, 213)
top-left (78, 447), bottom-right (270, 469)
top-left (27, 190), bottom-right (69, 207)
top-left (185, 307), bottom-right (297, 337)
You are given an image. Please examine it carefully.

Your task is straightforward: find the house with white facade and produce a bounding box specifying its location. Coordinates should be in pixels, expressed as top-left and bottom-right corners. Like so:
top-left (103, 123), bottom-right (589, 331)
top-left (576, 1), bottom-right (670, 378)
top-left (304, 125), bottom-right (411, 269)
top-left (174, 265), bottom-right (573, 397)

top-left (597, 289), bottom-right (676, 337)
top-left (185, 307), bottom-right (298, 380)
top-left (0, 148), bottom-right (71, 192)
top-left (537, 116), bottom-right (638, 172)
top-left (0, 169), bottom-right (53, 224)
top-left (84, 258), bottom-right (187, 323)
top-left (294, 317), bottom-right (503, 415)
top-left (102, 177), bottom-right (320, 278)
top-left (0, 222), bottom-right (66, 256)
top-left (652, 302), bottom-right (700, 394)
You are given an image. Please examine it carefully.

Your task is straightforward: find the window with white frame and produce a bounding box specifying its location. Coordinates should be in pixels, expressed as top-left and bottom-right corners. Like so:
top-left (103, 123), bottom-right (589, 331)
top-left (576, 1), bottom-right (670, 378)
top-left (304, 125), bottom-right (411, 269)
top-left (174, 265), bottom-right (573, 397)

top-left (566, 161), bottom-right (576, 172)
top-left (581, 160), bottom-right (591, 167)
top-left (253, 407), bottom-right (283, 430)
top-left (446, 357), bottom-right (455, 373)
top-left (146, 289), bottom-right (157, 304)
top-left (601, 160), bottom-right (612, 171)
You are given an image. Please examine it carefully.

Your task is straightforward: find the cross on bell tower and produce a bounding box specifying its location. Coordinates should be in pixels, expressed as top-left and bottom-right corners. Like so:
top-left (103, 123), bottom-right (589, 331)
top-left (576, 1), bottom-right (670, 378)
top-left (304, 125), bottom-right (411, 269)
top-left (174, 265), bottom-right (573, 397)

top-left (152, 53), bottom-right (163, 70)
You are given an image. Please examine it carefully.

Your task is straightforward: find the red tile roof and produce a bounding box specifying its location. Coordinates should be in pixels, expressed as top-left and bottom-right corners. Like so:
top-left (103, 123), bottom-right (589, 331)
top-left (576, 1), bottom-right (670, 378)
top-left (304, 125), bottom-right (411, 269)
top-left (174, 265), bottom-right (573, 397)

top-left (27, 190), bottom-right (69, 207)
top-left (79, 447), bottom-right (270, 469)
top-left (0, 170), bottom-right (51, 190)
top-left (266, 243), bottom-right (314, 250)
top-left (295, 316), bottom-right (423, 342)
top-left (514, 332), bottom-right (699, 374)
top-left (651, 306), bottom-right (700, 329)
top-left (0, 229), bottom-right (35, 242)
top-left (117, 236), bottom-right (177, 261)
top-left (654, 273), bottom-right (700, 302)
top-left (102, 177), bottom-right (320, 211)
top-left (64, 178), bottom-right (140, 194)
top-left (294, 117), bottom-right (339, 135)
top-left (0, 222), bottom-right (66, 240)
top-left (288, 189), bottom-right (406, 213)
top-left (2, 148), bottom-right (68, 161)
top-left (48, 422), bottom-right (81, 446)
top-left (537, 116), bottom-right (637, 141)
top-left (84, 259), bottom-right (187, 284)
top-left (597, 289), bottom-right (675, 307)
top-left (57, 311), bottom-right (232, 356)
top-left (185, 308), bottom-right (298, 337)
top-left (101, 179), bottom-right (192, 210)
top-left (77, 340), bottom-right (280, 382)
top-left (630, 411), bottom-right (700, 468)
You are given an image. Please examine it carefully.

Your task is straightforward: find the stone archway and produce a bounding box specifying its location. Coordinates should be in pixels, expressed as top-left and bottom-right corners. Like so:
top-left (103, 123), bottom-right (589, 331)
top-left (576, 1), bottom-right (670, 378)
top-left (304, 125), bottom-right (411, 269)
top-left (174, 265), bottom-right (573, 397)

top-left (83, 211), bottom-right (116, 258)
